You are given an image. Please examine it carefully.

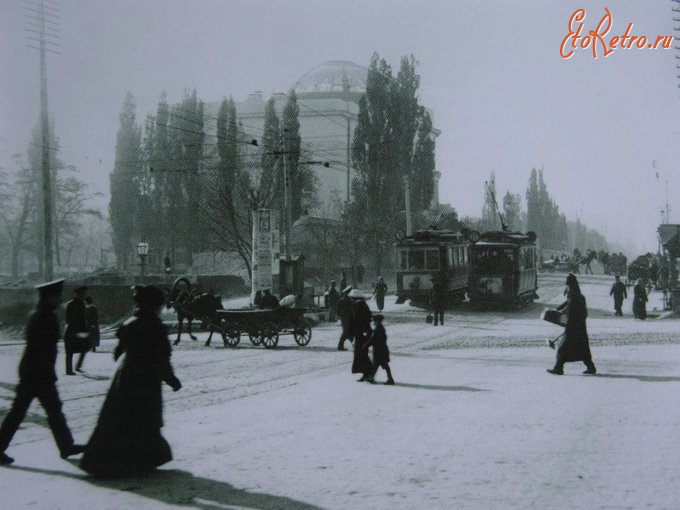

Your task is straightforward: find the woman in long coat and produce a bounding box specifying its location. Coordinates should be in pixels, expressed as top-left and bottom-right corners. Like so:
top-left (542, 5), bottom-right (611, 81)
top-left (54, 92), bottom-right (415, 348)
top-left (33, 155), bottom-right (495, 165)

top-left (80, 286), bottom-right (182, 476)
top-left (351, 293), bottom-right (374, 381)
top-left (632, 278), bottom-right (648, 320)
top-left (547, 274), bottom-right (597, 375)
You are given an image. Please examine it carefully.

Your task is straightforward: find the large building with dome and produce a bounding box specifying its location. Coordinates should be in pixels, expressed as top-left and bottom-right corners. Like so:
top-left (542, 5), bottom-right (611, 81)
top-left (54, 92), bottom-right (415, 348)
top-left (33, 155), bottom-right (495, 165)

top-left (203, 60), bottom-right (440, 220)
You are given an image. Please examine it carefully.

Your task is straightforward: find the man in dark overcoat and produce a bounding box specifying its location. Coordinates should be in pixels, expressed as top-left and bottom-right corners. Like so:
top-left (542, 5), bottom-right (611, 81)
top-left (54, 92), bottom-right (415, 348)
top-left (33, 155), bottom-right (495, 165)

top-left (430, 277), bottom-right (447, 326)
top-left (0, 279), bottom-right (85, 465)
top-left (336, 286), bottom-right (354, 351)
top-left (326, 280), bottom-right (339, 322)
top-left (609, 275), bottom-right (627, 317)
top-left (547, 273), bottom-right (596, 375)
top-left (339, 272), bottom-right (348, 294)
top-left (64, 286), bottom-right (90, 375)
top-left (364, 314), bottom-right (394, 385)
top-left (373, 276), bottom-right (388, 312)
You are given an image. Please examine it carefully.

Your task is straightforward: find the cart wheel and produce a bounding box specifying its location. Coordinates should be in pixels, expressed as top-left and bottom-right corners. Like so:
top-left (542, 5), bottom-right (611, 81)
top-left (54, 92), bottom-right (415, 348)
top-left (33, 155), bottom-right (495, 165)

top-left (248, 329), bottom-right (262, 346)
top-left (223, 327), bottom-right (241, 347)
top-left (260, 322), bottom-right (279, 349)
top-left (293, 320), bottom-right (312, 346)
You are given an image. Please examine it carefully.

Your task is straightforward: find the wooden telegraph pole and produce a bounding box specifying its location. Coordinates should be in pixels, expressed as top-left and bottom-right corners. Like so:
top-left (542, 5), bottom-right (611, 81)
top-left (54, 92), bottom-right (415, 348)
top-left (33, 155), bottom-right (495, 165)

top-left (25, 0), bottom-right (62, 280)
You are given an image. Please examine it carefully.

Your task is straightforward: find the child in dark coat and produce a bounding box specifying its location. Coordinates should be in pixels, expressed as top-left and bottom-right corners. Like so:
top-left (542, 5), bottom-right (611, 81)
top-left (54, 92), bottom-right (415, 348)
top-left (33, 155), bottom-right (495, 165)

top-left (364, 314), bottom-right (394, 385)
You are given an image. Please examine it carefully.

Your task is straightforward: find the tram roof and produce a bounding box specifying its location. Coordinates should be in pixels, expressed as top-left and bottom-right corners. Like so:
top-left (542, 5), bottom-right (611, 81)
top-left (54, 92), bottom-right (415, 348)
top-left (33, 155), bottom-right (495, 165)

top-left (398, 229), bottom-right (468, 246)
top-left (476, 231), bottom-right (536, 246)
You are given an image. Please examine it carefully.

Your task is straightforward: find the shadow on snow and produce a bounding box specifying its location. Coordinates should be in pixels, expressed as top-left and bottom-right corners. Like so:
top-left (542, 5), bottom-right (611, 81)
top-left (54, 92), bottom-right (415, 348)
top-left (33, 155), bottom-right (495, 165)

top-left (8, 464), bottom-right (325, 510)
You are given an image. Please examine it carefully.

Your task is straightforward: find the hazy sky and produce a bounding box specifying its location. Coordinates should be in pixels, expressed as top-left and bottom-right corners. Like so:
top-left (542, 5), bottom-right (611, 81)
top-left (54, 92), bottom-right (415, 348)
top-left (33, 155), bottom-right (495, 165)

top-left (2, 0), bottom-right (679, 255)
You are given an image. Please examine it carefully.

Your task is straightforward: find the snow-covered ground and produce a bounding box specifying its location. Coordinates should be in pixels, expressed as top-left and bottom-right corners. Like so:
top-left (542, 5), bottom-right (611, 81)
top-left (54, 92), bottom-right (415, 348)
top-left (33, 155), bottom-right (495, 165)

top-left (1, 274), bottom-right (679, 509)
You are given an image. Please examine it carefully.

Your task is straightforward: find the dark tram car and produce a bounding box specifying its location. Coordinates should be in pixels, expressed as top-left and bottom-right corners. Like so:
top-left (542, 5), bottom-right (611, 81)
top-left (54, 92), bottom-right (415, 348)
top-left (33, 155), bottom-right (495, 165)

top-left (395, 229), bottom-right (472, 308)
top-left (468, 231), bottom-right (539, 307)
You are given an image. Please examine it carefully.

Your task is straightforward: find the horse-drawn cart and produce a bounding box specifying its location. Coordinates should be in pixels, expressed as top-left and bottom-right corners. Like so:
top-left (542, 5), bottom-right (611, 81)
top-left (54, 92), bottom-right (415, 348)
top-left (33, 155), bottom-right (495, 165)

top-left (167, 277), bottom-right (312, 348)
top-left (214, 307), bottom-right (312, 349)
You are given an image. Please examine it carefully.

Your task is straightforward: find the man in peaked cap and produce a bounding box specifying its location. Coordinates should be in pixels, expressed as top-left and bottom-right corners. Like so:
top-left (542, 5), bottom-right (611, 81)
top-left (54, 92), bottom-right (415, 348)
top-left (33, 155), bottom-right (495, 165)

top-left (0, 279), bottom-right (85, 465)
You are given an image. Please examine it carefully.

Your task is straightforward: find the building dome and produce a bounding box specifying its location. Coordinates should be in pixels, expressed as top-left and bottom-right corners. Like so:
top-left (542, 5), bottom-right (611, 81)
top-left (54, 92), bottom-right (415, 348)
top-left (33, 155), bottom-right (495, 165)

top-left (293, 61), bottom-right (368, 94)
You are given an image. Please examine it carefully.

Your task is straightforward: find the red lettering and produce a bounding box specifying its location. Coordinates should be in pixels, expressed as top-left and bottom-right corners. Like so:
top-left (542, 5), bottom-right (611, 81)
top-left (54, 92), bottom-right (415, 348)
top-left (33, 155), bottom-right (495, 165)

top-left (588, 7), bottom-right (613, 58)
top-left (560, 9), bottom-right (586, 59)
top-left (561, 10), bottom-right (671, 59)
top-left (621, 23), bottom-right (634, 48)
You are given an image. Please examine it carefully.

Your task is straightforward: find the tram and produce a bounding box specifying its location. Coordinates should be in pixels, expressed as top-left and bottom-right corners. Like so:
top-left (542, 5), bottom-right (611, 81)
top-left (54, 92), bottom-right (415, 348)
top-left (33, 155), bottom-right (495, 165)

top-left (395, 229), bottom-right (472, 308)
top-left (395, 228), bottom-right (539, 309)
top-left (467, 230), bottom-right (539, 307)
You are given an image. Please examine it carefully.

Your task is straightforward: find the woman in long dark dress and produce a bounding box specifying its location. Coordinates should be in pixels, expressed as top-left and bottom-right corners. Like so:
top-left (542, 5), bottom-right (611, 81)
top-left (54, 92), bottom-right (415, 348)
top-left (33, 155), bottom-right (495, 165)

top-left (351, 293), bottom-right (374, 382)
top-left (547, 274), bottom-right (597, 376)
top-left (632, 278), bottom-right (648, 320)
top-left (80, 286), bottom-right (182, 476)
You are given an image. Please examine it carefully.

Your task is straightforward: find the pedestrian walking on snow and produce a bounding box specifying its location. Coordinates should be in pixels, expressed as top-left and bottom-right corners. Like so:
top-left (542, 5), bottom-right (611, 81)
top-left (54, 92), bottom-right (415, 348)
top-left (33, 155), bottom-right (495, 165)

top-left (64, 286), bottom-right (90, 374)
top-left (336, 286), bottom-right (354, 351)
top-left (80, 285), bottom-right (181, 476)
top-left (364, 314), bottom-right (394, 385)
top-left (85, 296), bottom-right (100, 352)
top-left (326, 280), bottom-right (339, 322)
top-left (610, 275), bottom-right (627, 317)
top-left (430, 277), bottom-right (446, 326)
top-left (351, 291), bottom-right (373, 381)
top-left (373, 276), bottom-right (388, 312)
top-left (547, 273), bottom-right (596, 376)
top-left (633, 279), bottom-right (648, 320)
top-left (0, 279), bottom-right (86, 466)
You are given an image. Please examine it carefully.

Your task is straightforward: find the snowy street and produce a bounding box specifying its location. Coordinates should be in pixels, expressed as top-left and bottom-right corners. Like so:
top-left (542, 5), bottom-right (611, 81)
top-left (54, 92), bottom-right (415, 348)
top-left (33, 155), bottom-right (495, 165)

top-left (1, 274), bottom-right (680, 509)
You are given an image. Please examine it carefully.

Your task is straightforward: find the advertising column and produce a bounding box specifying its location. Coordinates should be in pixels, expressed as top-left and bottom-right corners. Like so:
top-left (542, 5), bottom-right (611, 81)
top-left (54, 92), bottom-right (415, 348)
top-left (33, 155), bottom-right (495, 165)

top-left (251, 209), bottom-right (273, 302)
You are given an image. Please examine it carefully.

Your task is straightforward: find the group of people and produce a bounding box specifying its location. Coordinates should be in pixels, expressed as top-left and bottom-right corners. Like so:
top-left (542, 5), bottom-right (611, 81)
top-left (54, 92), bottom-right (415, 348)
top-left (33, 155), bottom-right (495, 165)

top-left (64, 286), bottom-right (100, 375)
top-left (0, 280), bottom-right (182, 477)
top-left (325, 273), bottom-right (389, 320)
top-left (609, 275), bottom-right (649, 320)
top-left (332, 283), bottom-right (394, 385)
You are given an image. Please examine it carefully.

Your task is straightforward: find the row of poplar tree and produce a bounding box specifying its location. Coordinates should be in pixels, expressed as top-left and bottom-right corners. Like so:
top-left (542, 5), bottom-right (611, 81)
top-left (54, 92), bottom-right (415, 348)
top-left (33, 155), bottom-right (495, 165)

top-left (108, 53), bottom-right (438, 278)
top-left (478, 168), bottom-right (608, 254)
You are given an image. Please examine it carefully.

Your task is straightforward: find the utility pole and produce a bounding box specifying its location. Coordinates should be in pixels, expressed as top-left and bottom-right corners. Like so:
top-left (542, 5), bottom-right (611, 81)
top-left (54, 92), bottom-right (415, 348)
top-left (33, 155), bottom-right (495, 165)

top-left (24, 0), bottom-right (62, 280)
top-left (282, 128), bottom-right (291, 260)
top-left (403, 174), bottom-right (413, 236)
top-left (346, 101), bottom-right (351, 203)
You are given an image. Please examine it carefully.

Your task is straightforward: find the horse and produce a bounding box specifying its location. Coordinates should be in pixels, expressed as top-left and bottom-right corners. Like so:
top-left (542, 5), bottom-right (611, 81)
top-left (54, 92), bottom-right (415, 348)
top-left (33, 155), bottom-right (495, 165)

top-left (167, 278), bottom-right (227, 346)
top-left (167, 280), bottom-right (199, 345)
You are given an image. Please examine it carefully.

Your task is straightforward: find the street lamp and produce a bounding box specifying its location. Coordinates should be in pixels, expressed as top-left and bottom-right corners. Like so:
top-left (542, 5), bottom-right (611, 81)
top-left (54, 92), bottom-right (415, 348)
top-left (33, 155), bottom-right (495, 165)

top-left (137, 241), bottom-right (149, 277)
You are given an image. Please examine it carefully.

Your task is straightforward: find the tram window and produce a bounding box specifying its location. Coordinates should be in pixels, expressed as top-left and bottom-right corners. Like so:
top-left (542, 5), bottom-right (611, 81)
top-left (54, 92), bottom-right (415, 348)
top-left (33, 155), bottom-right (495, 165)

top-left (464, 247), bottom-right (469, 265)
top-left (447, 248), bottom-right (453, 267)
top-left (426, 250), bottom-right (439, 270)
top-left (409, 250), bottom-right (425, 269)
top-left (474, 247), bottom-right (514, 272)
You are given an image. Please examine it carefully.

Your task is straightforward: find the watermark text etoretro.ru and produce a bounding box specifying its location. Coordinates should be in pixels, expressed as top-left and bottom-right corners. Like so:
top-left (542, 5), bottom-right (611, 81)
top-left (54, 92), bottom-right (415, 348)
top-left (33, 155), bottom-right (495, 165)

top-left (560, 7), bottom-right (673, 59)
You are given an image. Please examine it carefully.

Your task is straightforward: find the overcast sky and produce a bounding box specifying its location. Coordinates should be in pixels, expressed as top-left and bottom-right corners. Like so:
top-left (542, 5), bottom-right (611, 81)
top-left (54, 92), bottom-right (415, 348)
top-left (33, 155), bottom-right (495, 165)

top-left (1, 0), bottom-right (679, 255)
